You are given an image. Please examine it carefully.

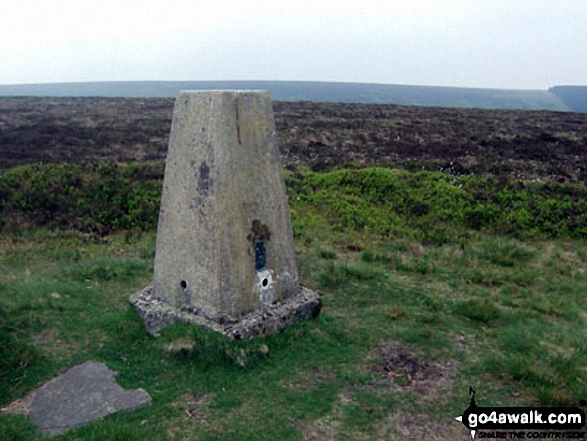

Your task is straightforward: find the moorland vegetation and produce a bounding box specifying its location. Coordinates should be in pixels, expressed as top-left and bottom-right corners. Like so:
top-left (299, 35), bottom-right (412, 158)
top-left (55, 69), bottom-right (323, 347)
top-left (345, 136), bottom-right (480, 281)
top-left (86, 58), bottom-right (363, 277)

top-left (0, 98), bottom-right (586, 440)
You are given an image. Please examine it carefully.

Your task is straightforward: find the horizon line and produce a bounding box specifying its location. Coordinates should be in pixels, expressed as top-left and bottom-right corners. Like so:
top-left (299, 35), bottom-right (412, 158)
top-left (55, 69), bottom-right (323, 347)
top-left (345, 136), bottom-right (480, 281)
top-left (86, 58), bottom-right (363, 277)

top-left (2, 79), bottom-right (583, 92)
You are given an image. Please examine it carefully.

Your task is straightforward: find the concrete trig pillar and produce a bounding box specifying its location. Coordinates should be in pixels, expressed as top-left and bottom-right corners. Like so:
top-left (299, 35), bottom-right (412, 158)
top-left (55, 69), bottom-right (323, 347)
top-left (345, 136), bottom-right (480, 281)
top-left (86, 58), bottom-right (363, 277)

top-left (130, 91), bottom-right (321, 339)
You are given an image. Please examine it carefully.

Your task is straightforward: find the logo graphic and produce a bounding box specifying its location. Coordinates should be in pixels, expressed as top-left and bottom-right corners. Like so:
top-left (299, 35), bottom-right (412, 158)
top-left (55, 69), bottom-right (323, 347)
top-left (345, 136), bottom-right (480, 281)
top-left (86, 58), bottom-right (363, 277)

top-left (455, 388), bottom-right (586, 439)
top-left (455, 387), bottom-right (481, 439)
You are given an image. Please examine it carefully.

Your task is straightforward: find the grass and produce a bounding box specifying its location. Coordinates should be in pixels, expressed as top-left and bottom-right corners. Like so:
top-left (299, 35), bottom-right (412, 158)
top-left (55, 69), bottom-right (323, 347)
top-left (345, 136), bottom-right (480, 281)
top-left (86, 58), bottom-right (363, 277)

top-left (0, 165), bottom-right (586, 439)
top-left (0, 227), bottom-right (585, 440)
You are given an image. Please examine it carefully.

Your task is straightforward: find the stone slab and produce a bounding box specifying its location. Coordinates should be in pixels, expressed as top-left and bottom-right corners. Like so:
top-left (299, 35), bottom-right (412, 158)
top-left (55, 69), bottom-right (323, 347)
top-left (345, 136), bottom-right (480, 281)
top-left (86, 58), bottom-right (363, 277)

top-left (1, 361), bottom-right (152, 436)
top-left (130, 284), bottom-right (322, 339)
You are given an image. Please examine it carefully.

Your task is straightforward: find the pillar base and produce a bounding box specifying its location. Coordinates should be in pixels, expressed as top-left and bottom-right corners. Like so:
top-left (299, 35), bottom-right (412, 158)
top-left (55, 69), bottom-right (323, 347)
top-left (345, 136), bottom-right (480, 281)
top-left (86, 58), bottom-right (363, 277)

top-left (129, 286), bottom-right (322, 340)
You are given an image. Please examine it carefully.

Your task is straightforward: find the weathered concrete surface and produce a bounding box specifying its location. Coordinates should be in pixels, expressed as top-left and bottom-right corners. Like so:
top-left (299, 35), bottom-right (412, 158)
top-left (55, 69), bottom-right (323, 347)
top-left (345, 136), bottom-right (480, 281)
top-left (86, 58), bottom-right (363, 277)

top-left (131, 90), bottom-right (321, 336)
top-left (130, 284), bottom-right (322, 339)
top-left (136, 90), bottom-right (319, 337)
top-left (0, 361), bottom-right (151, 436)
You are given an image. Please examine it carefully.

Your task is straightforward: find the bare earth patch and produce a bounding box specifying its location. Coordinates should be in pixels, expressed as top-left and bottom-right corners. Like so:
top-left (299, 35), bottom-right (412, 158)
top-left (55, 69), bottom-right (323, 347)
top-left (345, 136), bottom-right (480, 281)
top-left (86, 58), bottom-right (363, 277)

top-left (32, 328), bottom-right (80, 361)
top-left (292, 417), bottom-right (340, 441)
top-left (369, 341), bottom-right (456, 400)
top-left (0, 396), bottom-right (31, 415)
top-left (167, 392), bottom-right (212, 424)
top-left (281, 367), bottom-right (335, 391)
top-left (163, 393), bottom-right (213, 440)
top-left (364, 342), bottom-right (470, 439)
top-left (380, 413), bottom-right (471, 440)
top-left (184, 393), bottom-right (209, 423)
top-left (291, 392), bottom-right (352, 441)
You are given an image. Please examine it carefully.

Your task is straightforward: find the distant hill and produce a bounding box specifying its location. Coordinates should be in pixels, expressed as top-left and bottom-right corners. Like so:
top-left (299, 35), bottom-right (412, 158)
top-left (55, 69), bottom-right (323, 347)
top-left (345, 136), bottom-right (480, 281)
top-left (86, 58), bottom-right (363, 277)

top-left (550, 86), bottom-right (587, 113)
top-left (0, 80), bottom-right (580, 112)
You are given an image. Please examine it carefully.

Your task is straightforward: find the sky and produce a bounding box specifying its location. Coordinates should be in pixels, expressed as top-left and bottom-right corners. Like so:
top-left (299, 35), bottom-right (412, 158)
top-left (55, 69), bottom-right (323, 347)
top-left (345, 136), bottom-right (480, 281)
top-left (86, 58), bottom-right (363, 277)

top-left (0, 0), bottom-right (585, 90)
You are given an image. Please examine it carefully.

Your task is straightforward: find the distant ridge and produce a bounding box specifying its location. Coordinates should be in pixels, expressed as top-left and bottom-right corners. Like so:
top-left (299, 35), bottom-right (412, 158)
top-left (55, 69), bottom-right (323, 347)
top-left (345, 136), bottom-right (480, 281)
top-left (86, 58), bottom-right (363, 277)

top-left (0, 80), bottom-right (580, 112)
top-left (550, 86), bottom-right (587, 113)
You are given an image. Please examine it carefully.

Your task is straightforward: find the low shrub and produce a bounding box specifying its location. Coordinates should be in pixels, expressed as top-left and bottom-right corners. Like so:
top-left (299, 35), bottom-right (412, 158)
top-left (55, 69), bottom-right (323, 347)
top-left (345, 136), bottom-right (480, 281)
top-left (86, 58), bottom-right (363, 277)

top-left (1, 163), bottom-right (586, 241)
top-left (0, 162), bottom-right (162, 234)
top-left (285, 168), bottom-right (587, 243)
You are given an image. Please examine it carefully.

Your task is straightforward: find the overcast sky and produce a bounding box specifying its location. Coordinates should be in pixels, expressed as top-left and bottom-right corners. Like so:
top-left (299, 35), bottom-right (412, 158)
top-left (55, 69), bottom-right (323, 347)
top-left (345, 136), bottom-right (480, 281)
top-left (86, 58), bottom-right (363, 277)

top-left (0, 0), bottom-right (585, 89)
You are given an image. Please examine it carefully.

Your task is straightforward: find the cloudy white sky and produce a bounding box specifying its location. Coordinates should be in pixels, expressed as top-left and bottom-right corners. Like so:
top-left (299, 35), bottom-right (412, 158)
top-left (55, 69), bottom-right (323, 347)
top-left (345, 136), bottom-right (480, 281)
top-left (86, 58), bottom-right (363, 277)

top-left (0, 0), bottom-right (585, 89)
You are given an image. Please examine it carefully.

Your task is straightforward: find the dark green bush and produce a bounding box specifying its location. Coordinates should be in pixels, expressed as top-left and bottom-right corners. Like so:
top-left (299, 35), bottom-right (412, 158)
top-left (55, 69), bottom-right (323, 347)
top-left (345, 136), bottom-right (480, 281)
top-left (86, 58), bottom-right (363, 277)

top-left (1, 163), bottom-right (586, 241)
top-left (286, 168), bottom-right (587, 243)
top-left (0, 162), bottom-right (163, 234)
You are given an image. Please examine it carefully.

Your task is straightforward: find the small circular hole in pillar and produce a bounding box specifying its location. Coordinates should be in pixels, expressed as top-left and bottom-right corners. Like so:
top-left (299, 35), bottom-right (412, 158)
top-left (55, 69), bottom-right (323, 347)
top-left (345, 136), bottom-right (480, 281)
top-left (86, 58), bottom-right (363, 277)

top-left (262, 278), bottom-right (268, 287)
top-left (180, 280), bottom-right (187, 289)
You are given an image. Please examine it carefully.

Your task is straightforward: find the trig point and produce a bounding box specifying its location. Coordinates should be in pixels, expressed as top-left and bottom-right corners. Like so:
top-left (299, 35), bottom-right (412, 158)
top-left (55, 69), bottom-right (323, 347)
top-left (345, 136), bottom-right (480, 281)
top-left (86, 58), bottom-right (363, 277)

top-left (130, 91), bottom-right (321, 339)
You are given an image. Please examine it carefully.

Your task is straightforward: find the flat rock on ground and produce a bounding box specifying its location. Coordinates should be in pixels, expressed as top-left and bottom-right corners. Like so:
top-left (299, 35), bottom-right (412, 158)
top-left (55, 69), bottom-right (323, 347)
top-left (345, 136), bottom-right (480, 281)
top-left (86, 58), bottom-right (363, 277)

top-left (1, 361), bottom-right (151, 436)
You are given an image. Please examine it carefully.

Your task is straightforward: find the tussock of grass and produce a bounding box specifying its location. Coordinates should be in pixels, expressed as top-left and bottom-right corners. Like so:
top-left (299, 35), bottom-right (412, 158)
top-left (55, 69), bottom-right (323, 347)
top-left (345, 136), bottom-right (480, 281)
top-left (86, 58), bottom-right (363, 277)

top-left (317, 261), bottom-right (384, 288)
top-left (316, 247), bottom-right (337, 260)
top-left (453, 299), bottom-right (502, 324)
top-left (0, 307), bottom-right (43, 402)
top-left (476, 237), bottom-right (535, 267)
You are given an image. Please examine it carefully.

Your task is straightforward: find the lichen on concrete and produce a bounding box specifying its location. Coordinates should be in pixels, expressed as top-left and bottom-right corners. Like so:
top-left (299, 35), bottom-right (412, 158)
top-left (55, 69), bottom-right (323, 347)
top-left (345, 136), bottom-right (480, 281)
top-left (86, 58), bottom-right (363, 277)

top-left (130, 284), bottom-right (322, 339)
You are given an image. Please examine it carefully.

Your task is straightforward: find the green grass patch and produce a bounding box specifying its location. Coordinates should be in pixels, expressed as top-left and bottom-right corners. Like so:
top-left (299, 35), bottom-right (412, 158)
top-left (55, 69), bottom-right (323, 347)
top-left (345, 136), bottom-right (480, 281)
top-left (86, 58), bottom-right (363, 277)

top-left (1, 230), bottom-right (586, 439)
top-left (1, 164), bottom-right (587, 439)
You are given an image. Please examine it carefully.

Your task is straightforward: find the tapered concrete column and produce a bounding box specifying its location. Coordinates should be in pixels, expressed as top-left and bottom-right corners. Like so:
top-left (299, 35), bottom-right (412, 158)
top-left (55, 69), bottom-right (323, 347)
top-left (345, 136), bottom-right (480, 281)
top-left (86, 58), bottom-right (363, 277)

top-left (131, 91), bottom-right (321, 338)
